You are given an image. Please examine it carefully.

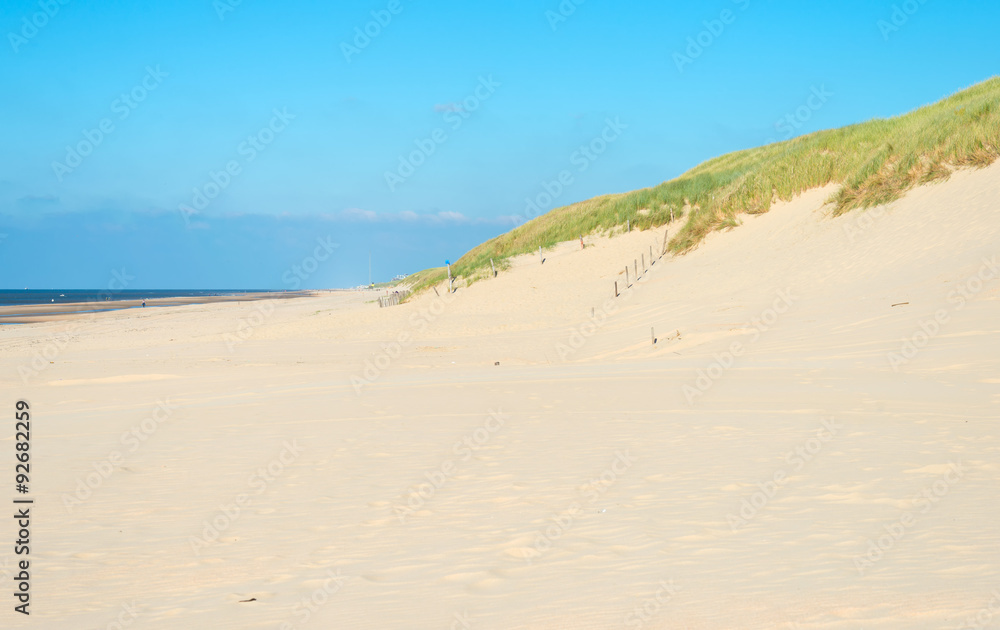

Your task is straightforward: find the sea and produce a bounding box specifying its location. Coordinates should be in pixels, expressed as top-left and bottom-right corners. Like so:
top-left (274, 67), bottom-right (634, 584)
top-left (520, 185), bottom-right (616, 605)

top-left (0, 289), bottom-right (272, 307)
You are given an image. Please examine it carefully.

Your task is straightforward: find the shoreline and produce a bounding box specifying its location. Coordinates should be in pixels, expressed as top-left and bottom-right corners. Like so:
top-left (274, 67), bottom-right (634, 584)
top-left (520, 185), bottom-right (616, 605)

top-left (0, 290), bottom-right (325, 324)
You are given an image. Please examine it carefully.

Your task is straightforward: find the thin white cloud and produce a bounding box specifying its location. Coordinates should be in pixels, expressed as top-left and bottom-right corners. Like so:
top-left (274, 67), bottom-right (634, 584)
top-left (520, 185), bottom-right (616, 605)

top-left (334, 208), bottom-right (471, 224)
top-left (341, 207), bottom-right (378, 221)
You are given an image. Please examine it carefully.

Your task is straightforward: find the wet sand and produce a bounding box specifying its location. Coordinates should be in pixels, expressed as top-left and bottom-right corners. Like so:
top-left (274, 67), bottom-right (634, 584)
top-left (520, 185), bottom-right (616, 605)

top-left (0, 292), bottom-right (321, 324)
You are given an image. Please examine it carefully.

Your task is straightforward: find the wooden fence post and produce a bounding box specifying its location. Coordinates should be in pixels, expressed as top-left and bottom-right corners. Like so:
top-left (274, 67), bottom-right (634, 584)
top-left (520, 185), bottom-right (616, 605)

top-left (490, 258), bottom-right (496, 277)
top-left (625, 267), bottom-right (629, 287)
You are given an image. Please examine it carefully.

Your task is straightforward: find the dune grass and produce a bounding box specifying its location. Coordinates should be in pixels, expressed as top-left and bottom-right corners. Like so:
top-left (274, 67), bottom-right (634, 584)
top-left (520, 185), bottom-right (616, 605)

top-left (399, 266), bottom-right (448, 299)
top-left (447, 77), bottom-right (999, 281)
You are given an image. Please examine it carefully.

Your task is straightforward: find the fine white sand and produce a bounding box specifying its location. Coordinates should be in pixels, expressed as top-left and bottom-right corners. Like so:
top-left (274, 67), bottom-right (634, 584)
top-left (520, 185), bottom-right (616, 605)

top-left (2, 162), bottom-right (999, 629)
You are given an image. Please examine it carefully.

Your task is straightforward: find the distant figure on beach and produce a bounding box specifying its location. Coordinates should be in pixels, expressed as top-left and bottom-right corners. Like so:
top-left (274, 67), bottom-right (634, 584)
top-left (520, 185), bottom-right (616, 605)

top-left (141, 299), bottom-right (146, 308)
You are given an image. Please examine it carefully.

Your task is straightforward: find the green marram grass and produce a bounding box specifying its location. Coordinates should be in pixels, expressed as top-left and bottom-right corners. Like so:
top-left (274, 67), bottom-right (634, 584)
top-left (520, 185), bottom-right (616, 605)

top-left (429, 78), bottom-right (1000, 288)
top-left (400, 266), bottom-right (449, 296)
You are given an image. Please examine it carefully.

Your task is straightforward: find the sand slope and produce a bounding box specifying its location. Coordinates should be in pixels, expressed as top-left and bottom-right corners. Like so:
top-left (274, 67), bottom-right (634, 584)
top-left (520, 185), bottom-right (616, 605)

top-left (2, 163), bottom-right (999, 628)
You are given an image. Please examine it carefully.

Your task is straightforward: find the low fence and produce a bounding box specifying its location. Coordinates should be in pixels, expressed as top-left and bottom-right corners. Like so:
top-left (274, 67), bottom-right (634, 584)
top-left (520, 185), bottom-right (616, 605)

top-left (378, 290), bottom-right (410, 308)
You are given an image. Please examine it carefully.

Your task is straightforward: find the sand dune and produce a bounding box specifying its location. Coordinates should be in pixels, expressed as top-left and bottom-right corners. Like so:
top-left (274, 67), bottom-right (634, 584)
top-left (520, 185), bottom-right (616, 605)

top-left (2, 163), bottom-right (999, 628)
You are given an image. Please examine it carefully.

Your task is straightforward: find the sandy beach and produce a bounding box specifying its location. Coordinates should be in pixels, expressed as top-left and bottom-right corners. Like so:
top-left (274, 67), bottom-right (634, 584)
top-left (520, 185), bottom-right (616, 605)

top-left (2, 163), bottom-right (999, 628)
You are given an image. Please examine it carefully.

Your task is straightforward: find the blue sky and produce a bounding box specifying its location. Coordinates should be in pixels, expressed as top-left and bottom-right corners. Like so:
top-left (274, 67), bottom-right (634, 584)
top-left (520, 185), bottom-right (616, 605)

top-left (1, 0), bottom-right (998, 289)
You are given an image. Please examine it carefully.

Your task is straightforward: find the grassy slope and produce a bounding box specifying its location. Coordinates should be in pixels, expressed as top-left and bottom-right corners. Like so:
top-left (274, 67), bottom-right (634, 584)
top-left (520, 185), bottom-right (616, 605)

top-left (400, 266), bottom-right (448, 296)
top-left (419, 78), bottom-right (1000, 288)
